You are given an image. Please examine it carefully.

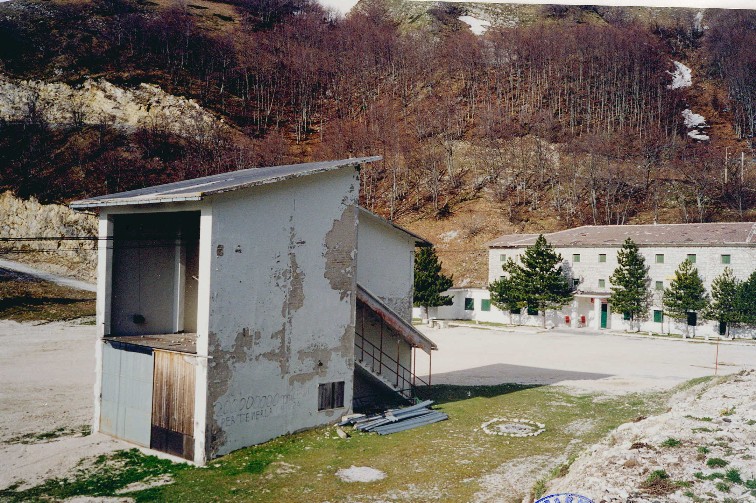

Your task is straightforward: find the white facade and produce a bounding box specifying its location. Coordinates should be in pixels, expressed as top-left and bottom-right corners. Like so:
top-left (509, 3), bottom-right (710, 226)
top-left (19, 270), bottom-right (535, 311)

top-left (204, 170), bottom-right (360, 459)
top-left (490, 244), bottom-right (756, 338)
top-left (356, 208), bottom-right (418, 321)
top-left (416, 287), bottom-right (553, 327)
top-left (426, 223), bottom-right (756, 339)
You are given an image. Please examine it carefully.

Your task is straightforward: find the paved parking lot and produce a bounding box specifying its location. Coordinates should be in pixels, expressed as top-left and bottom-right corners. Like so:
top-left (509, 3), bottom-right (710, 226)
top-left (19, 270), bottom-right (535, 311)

top-left (416, 324), bottom-right (756, 394)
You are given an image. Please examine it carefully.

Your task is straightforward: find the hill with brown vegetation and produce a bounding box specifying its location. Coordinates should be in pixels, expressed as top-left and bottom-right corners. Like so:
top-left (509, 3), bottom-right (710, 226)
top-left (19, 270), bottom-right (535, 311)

top-left (0, 0), bottom-right (753, 284)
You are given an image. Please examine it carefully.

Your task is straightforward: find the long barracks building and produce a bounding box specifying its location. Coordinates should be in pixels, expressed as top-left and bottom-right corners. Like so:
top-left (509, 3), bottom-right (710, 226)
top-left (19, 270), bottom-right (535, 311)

top-left (425, 222), bottom-right (756, 339)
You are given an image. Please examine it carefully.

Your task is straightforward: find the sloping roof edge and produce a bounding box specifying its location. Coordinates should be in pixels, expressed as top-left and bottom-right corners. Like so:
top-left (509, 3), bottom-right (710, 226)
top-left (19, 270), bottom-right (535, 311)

top-left (70, 157), bottom-right (381, 210)
top-left (357, 284), bottom-right (437, 354)
top-left (485, 233), bottom-right (539, 248)
top-left (487, 222), bottom-right (756, 248)
top-left (358, 207), bottom-right (432, 247)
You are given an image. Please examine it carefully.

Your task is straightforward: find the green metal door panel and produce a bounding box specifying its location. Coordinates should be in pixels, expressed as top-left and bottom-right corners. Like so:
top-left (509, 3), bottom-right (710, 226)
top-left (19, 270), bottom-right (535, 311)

top-left (100, 343), bottom-right (154, 447)
top-left (600, 303), bottom-right (608, 329)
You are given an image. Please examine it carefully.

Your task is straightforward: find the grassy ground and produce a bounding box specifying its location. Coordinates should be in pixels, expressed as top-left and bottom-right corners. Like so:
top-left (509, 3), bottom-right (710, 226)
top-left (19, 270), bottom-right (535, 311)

top-left (0, 268), bottom-right (95, 322)
top-left (1, 383), bottom-right (670, 503)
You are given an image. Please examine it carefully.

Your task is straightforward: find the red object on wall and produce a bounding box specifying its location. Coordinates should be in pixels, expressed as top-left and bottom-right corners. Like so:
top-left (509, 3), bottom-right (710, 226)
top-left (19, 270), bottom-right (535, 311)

top-left (565, 315), bottom-right (571, 324)
top-left (580, 315), bottom-right (586, 324)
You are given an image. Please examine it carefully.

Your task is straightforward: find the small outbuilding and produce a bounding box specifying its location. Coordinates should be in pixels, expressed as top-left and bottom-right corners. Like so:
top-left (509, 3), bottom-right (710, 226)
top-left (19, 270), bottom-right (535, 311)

top-left (71, 158), bottom-right (436, 464)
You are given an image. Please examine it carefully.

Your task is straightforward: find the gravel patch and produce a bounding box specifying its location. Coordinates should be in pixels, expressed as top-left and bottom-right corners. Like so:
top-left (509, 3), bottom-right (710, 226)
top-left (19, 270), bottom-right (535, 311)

top-left (336, 466), bottom-right (387, 483)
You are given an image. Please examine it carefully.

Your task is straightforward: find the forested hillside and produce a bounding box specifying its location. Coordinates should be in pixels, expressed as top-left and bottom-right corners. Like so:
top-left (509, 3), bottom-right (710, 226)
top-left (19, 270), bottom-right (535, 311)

top-left (0, 0), bottom-right (754, 284)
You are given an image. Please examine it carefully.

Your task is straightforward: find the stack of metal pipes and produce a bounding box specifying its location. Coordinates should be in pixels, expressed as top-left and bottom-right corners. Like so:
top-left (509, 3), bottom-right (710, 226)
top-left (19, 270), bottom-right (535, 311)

top-left (338, 400), bottom-right (448, 435)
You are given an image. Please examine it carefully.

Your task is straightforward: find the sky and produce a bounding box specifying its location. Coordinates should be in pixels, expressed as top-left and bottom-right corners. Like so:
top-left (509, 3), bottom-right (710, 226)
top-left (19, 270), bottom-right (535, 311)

top-left (317, 0), bottom-right (753, 16)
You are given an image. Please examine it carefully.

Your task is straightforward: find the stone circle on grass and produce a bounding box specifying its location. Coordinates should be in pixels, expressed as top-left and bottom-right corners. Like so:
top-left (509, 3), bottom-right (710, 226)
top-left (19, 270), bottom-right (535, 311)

top-left (482, 418), bottom-right (545, 437)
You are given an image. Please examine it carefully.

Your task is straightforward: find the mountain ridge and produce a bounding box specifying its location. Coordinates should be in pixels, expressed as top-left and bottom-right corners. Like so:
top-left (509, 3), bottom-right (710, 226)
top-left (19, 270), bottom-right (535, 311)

top-left (0, 0), bottom-right (753, 285)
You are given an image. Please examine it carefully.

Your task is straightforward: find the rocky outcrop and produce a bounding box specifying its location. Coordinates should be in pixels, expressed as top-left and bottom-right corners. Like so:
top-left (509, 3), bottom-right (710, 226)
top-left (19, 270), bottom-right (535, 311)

top-left (0, 75), bottom-right (225, 139)
top-left (0, 192), bottom-right (97, 281)
top-left (548, 370), bottom-right (756, 502)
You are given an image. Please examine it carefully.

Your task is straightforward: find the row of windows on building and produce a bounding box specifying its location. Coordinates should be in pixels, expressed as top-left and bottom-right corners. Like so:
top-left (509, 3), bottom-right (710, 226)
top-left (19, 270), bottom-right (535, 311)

top-left (464, 297), bottom-right (537, 315)
top-left (463, 298), bottom-right (695, 326)
top-left (500, 253), bottom-right (733, 265)
top-left (496, 277), bottom-right (678, 292)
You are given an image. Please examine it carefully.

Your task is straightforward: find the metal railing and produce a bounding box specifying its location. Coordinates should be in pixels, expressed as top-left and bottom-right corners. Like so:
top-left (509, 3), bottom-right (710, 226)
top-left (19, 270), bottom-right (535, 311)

top-left (354, 330), bottom-right (429, 398)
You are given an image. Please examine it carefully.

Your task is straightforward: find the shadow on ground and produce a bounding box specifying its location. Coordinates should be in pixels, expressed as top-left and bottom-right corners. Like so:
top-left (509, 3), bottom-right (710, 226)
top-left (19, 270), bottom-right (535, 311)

top-left (415, 381), bottom-right (542, 405)
top-left (420, 363), bottom-right (613, 389)
top-left (0, 267), bottom-right (43, 282)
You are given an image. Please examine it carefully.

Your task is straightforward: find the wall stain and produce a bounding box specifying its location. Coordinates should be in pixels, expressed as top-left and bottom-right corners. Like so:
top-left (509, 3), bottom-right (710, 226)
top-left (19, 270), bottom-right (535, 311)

top-left (287, 224), bottom-right (305, 314)
top-left (207, 326), bottom-right (259, 457)
top-left (258, 324), bottom-right (290, 377)
top-left (323, 205), bottom-right (357, 300)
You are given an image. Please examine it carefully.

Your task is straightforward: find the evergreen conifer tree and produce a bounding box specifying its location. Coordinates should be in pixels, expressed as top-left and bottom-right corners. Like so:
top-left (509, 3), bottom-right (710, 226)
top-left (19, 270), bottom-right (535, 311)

top-left (489, 258), bottom-right (523, 325)
top-left (663, 259), bottom-right (709, 338)
top-left (736, 271), bottom-right (756, 326)
top-left (704, 267), bottom-right (740, 337)
top-left (608, 238), bottom-right (651, 331)
top-left (413, 246), bottom-right (453, 320)
top-left (507, 235), bottom-right (573, 328)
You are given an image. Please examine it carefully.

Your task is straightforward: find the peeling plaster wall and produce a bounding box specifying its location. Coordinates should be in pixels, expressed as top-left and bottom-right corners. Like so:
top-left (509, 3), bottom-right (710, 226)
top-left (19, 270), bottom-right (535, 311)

top-left (204, 168), bottom-right (359, 458)
top-left (356, 216), bottom-right (415, 322)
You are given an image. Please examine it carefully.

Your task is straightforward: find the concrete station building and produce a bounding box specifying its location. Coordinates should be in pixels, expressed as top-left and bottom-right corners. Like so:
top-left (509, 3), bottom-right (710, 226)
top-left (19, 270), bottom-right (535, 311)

top-left (423, 223), bottom-right (756, 339)
top-left (71, 157), bottom-right (436, 465)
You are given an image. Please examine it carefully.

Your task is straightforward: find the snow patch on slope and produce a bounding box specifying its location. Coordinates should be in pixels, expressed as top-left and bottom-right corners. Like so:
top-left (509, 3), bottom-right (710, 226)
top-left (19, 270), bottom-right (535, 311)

top-left (694, 11), bottom-right (704, 31)
top-left (459, 15), bottom-right (491, 36)
top-left (439, 230), bottom-right (460, 242)
top-left (688, 130), bottom-right (710, 141)
top-left (682, 109), bottom-right (706, 128)
top-left (667, 61), bottom-right (692, 89)
top-left (681, 109), bottom-right (709, 141)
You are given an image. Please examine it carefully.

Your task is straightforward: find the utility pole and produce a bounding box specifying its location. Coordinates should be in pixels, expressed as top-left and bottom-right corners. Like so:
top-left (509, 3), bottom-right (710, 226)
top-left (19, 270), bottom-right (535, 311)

top-left (724, 146), bottom-right (729, 184)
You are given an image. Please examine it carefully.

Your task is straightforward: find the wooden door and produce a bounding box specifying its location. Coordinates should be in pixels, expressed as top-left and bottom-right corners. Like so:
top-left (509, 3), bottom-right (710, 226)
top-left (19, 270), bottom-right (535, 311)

top-left (151, 350), bottom-right (195, 460)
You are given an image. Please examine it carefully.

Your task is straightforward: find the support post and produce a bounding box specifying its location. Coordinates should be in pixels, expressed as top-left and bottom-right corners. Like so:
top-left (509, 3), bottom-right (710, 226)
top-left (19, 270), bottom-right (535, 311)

top-left (593, 298), bottom-right (602, 329)
top-left (359, 305), bottom-right (364, 362)
top-left (396, 338), bottom-right (400, 388)
top-left (378, 321), bottom-right (383, 375)
top-left (172, 229), bottom-right (186, 333)
top-left (412, 347), bottom-right (416, 387)
top-left (428, 350), bottom-right (432, 387)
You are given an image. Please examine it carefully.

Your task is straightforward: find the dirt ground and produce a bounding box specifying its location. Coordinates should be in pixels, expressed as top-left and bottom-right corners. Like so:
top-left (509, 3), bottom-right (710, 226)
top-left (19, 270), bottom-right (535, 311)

top-left (0, 320), bottom-right (129, 490)
top-left (416, 324), bottom-right (756, 393)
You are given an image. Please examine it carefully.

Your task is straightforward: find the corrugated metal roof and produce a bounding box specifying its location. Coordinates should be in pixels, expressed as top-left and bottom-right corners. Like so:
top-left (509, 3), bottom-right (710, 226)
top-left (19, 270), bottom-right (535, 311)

top-left (70, 157), bottom-right (381, 209)
top-left (488, 223), bottom-right (756, 248)
top-left (357, 284), bottom-right (437, 353)
top-left (358, 207), bottom-right (432, 247)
